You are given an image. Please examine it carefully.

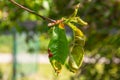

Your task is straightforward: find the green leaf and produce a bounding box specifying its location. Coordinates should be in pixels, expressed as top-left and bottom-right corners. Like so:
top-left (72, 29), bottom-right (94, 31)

top-left (48, 23), bottom-right (69, 73)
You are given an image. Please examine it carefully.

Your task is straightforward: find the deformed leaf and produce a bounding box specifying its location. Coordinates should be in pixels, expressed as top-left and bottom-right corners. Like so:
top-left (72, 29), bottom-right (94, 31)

top-left (70, 17), bottom-right (88, 26)
top-left (50, 60), bottom-right (62, 74)
top-left (76, 17), bottom-right (88, 26)
top-left (66, 22), bottom-right (85, 73)
top-left (66, 55), bottom-right (79, 73)
top-left (67, 23), bottom-right (84, 37)
top-left (67, 22), bottom-right (86, 46)
top-left (66, 45), bottom-right (84, 73)
top-left (71, 45), bottom-right (84, 67)
top-left (75, 36), bottom-right (85, 47)
top-left (48, 23), bottom-right (69, 74)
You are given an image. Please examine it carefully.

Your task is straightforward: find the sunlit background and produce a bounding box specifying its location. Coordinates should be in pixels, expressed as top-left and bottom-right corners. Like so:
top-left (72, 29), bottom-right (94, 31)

top-left (0, 0), bottom-right (120, 80)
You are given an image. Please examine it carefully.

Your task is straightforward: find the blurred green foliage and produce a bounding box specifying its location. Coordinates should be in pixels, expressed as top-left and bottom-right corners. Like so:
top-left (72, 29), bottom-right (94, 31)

top-left (0, 35), bottom-right (12, 53)
top-left (0, 0), bottom-right (120, 80)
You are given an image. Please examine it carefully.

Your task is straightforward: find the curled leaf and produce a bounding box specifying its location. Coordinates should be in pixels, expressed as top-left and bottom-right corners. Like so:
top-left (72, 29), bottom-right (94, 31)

top-left (71, 45), bottom-right (84, 67)
top-left (75, 36), bottom-right (85, 47)
top-left (66, 55), bottom-right (79, 73)
top-left (66, 23), bottom-right (85, 73)
top-left (76, 17), bottom-right (88, 26)
top-left (67, 22), bottom-right (85, 39)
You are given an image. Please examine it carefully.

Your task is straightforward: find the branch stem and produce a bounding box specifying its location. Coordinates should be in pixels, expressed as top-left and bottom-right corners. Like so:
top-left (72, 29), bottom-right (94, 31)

top-left (9, 0), bottom-right (56, 22)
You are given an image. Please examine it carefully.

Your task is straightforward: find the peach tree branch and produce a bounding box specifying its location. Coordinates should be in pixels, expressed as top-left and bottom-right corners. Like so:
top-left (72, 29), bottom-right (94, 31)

top-left (9, 0), bottom-right (56, 23)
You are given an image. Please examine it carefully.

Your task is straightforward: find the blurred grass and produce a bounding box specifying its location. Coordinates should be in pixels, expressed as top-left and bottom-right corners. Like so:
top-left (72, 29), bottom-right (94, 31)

top-left (0, 63), bottom-right (12, 80)
top-left (0, 63), bottom-right (75, 80)
top-left (38, 64), bottom-right (75, 80)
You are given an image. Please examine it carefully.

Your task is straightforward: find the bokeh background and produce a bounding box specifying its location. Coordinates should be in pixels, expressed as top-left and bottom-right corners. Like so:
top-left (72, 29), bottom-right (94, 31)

top-left (0, 0), bottom-right (120, 80)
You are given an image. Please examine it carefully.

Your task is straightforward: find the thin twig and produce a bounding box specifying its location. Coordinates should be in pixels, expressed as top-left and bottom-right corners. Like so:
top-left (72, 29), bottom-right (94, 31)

top-left (48, 19), bottom-right (64, 26)
top-left (9, 0), bottom-right (56, 23)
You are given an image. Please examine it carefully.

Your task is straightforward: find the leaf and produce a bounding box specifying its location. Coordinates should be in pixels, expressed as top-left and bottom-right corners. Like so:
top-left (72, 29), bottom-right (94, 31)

top-left (48, 23), bottom-right (69, 74)
top-left (66, 55), bottom-right (79, 73)
top-left (64, 17), bottom-right (88, 26)
top-left (66, 23), bottom-right (85, 72)
top-left (50, 60), bottom-right (62, 74)
top-left (71, 45), bottom-right (84, 67)
top-left (71, 24), bottom-right (85, 67)
top-left (66, 45), bottom-right (84, 73)
top-left (76, 17), bottom-right (88, 26)
top-left (67, 22), bottom-right (85, 39)
top-left (74, 36), bottom-right (85, 47)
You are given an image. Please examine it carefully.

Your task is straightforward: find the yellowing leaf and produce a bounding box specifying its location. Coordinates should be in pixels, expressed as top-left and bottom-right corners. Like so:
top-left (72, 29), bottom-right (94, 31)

top-left (71, 45), bottom-right (84, 67)
top-left (50, 60), bottom-right (62, 74)
top-left (67, 55), bottom-right (79, 73)
top-left (67, 22), bottom-right (85, 38)
top-left (66, 23), bottom-right (85, 73)
top-left (75, 36), bottom-right (85, 47)
top-left (76, 17), bottom-right (88, 26)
